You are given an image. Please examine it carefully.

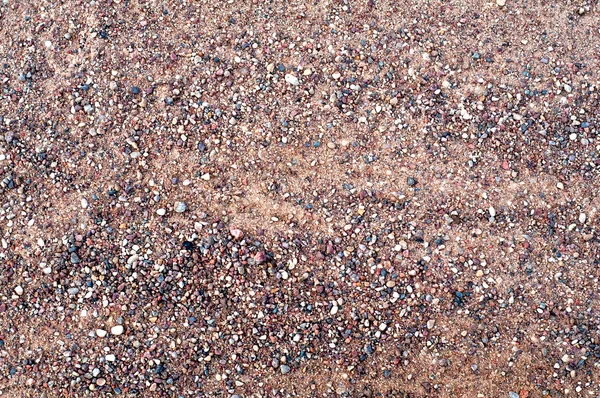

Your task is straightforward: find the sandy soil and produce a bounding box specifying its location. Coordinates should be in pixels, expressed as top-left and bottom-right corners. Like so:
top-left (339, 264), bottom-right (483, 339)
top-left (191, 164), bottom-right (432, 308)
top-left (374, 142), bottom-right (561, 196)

top-left (0, 0), bottom-right (599, 397)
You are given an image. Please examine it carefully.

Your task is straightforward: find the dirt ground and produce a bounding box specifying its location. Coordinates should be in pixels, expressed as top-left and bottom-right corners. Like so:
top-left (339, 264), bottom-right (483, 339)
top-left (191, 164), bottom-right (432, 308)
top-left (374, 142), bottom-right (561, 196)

top-left (0, 0), bottom-right (599, 397)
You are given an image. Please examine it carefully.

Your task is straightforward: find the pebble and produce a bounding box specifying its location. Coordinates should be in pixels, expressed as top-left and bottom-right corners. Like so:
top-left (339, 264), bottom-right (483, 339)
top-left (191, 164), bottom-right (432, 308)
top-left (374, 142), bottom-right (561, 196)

top-left (156, 208), bottom-right (166, 216)
top-left (127, 254), bottom-right (139, 265)
top-left (284, 74), bottom-right (299, 86)
top-left (489, 206), bottom-right (496, 217)
top-left (105, 354), bottom-right (116, 362)
top-left (70, 252), bottom-right (81, 264)
top-left (579, 213), bottom-right (586, 223)
top-left (96, 329), bottom-right (107, 338)
top-left (14, 285), bottom-right (23, 295)
top-left (81, 198), bottom-right (89, 209)
top-left (67, 287), bottom-right (79, 295)
top-left (280, 365), bottom-right (290, 374)
top-left (230, 227), bottom-right (243, 239)
top-left (110, 325), bottom-right (124, 336)
top-left (496, 0), bottom-right (506, 6)
top-left (427, 320), bottom-right (435, 329)
top-left (174, 202), bottom-right (187, 213)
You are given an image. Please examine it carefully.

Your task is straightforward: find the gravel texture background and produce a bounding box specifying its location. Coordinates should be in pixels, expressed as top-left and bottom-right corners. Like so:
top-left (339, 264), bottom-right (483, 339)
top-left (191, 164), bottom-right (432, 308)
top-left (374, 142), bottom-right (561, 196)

top-left (0, 0), bottom-right (599, 396)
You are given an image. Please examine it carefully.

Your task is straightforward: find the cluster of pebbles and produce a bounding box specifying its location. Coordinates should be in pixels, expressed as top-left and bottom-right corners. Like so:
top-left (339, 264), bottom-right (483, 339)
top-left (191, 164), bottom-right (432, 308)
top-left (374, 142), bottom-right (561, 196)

top-left (0, 0), bottom-right (599, 396)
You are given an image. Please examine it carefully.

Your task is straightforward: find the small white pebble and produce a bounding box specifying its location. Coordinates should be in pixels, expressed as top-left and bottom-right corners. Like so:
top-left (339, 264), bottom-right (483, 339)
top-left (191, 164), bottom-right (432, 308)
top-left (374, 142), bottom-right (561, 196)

top-left (110, 325), bottom-right (124, 335)
top-left (96, 329), bottom-right (107, 338)
top-left (489, 206), bottom-right (496, 217)
top-left (579, 213), bottom-right (586, 224)
top-left (105, 354), bottom-right (116, 362)
top-left (284, 74), bottom-right (299, 86)
top-left (81, 198), bottom-right (89, 209)
top-left (156, 208), bottom-right (166, 216)
top-left (15, 285), bottom-right (24, 295)
top-left (556, 182), bottom-right (564, 190)
top-left (174, 202), bottom-right (187, 213)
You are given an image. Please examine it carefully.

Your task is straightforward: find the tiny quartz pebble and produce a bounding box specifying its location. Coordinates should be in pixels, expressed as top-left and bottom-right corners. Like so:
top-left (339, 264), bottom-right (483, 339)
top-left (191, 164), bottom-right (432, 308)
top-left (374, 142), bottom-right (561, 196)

top-left (110, 325), bottom-right (124, 335)
top-left (156, 208), bottom-right (166, 216)
top-left (174, 202), bottom-right (187, 213)
top-left (96, 329), bottom-right (107, 338)
top-left (284, 74), bottom-right (299, 86)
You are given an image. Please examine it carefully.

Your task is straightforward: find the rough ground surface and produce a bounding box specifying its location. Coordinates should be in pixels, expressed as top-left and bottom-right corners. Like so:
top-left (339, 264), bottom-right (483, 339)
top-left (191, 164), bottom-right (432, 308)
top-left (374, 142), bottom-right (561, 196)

top-left (0, 0), bottom-right (600, 397)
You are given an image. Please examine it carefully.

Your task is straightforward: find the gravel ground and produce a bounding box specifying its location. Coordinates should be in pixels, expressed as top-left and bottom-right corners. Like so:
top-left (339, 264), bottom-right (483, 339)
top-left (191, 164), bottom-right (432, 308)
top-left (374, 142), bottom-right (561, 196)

top-left (1, 0), bottom-right (600, 396)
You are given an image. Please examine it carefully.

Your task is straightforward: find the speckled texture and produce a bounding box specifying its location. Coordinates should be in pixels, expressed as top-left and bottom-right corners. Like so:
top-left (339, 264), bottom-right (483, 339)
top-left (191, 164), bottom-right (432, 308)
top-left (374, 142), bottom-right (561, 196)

top-left (0, 0), bottom-right (599, 397)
